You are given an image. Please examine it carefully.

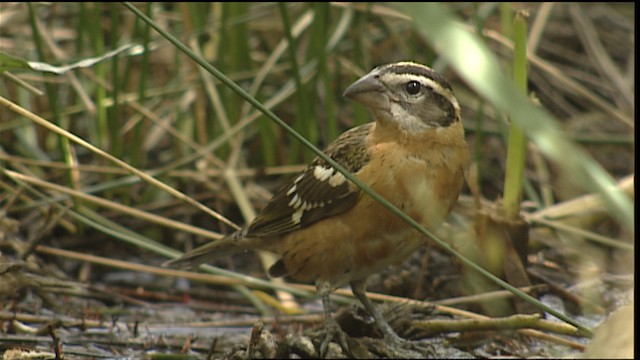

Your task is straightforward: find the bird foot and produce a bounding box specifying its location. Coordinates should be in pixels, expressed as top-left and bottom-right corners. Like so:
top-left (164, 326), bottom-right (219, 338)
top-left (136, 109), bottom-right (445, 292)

top-left (316, 318), bottom-right (350, 358)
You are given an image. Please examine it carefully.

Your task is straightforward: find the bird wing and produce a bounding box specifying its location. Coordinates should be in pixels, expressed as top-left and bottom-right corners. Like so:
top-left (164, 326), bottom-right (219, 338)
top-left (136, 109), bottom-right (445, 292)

top-left (245, 123), bottom-right (373, 237)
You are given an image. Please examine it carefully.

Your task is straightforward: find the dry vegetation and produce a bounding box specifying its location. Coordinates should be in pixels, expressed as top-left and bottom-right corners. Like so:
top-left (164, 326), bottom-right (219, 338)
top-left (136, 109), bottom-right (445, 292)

top-left (0, 3), bottom-right (634, 359)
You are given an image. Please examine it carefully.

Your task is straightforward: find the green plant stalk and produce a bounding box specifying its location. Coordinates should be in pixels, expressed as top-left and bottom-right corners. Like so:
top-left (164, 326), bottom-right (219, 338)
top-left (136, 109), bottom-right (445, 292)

top-left (86, 3), bottom-right (111, 203)
top-left (185, 2), bottom-right (211, 151)
top-left (130, 2), bottom-right (153, 168)
top-left (502, 11), bottom-right (528, 220)
top-left (301, 3), bottom-right (331, 161)
top-left (187, 2), bottom-right (208, 31)
top-left (315, 3), bottom-right (338, 145)
top-left (26, 4), bottom-right (76, 202)
top-left (320, 47), bottom-right (338, 144)
top-left (123, 2), bottom-right (594, 337)
top-left (109, 4), bottom-right (123, 162)
top-left (350, 10), bottom-right (372, 127)
top-left (137, 4), bottom-right (152, 87)
top-left (278, 2), bottom-right (309, 165)
top-left (221, 3), bottom-right (251, 142)
top-left (86, 3), bottom-right (109, 151)
top-left (499, 3), bottom-right (513, 39)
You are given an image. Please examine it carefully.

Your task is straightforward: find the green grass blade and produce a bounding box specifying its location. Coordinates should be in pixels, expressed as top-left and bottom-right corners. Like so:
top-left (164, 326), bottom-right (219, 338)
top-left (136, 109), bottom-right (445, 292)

top-left (502, 10), bottom-right (528, 219)
top-left (279, 2), bottom-right (312, 164)
top-left (26, 3), bottom-right (76, 203)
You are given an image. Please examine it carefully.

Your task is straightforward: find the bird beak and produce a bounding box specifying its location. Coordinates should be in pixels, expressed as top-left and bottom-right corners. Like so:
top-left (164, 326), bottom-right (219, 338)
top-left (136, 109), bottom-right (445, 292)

top-left (343, 71), bottom-right (389, 111)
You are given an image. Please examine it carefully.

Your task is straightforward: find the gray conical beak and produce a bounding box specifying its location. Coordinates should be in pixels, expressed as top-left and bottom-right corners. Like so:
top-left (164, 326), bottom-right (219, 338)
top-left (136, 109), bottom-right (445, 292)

top-left (343, 71), bottom-right (389, 111)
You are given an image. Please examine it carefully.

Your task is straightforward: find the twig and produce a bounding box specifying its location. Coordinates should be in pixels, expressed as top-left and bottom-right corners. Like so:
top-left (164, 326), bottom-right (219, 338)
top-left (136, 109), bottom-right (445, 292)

top-left (433, 285), bottom-right (547, 306)
top-left (47, 324), bottom-right (62, 360)
top-left (3, 170), bottom-right (223, 242)
top-left (411, 313), bottom-right (582, 336)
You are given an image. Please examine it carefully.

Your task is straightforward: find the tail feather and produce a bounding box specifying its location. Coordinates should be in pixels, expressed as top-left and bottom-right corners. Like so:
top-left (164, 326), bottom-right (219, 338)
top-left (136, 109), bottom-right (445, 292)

top-left (162, 234), bottom-right (243, 270)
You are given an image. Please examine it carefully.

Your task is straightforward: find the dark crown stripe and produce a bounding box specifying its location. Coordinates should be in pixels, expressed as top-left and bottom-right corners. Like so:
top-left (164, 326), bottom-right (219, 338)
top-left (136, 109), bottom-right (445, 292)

top-left (381, 63), bottom-right (453, 92)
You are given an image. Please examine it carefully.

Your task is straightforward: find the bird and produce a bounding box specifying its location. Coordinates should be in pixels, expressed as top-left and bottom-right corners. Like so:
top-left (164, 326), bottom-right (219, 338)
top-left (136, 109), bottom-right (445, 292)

top-left (164, 61), bottom-right (469, 357)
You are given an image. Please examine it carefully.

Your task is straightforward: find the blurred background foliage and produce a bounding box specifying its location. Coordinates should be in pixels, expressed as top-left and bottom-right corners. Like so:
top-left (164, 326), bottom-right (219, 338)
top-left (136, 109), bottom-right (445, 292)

top-left (1, 1), bottom-right (633, 251)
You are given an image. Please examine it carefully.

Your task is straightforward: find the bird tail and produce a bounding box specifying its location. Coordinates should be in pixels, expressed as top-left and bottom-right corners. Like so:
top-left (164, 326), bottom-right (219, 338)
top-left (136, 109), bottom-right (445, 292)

top-left (162, 233), bottom-right (243, 270)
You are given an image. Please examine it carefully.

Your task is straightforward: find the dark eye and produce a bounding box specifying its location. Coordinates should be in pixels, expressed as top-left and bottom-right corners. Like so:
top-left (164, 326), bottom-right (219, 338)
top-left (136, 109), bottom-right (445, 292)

top-left (405, 80), bottom-right (421, 95)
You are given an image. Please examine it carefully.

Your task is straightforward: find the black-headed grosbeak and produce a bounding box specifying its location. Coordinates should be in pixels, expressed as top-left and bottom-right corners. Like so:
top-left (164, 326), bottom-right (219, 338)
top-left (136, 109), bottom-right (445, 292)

top-left (165, 61), bottom-right (469, 357)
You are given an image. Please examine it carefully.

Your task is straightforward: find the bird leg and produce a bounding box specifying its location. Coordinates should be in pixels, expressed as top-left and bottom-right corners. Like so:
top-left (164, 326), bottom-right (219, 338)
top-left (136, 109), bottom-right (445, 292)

top-left (350, 278), bottom-right (402, 342)
top-left (350, 278), bottom-right (433, 358)
top-left (316, 280), bottom-right (350, 357)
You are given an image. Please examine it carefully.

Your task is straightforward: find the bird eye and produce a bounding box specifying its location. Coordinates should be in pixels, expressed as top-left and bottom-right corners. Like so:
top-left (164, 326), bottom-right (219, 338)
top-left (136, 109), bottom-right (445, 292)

top-left (405, 80), bottom-right (421, 95)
